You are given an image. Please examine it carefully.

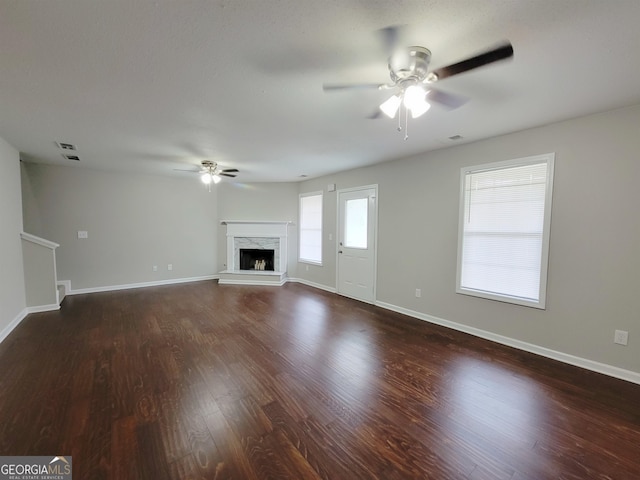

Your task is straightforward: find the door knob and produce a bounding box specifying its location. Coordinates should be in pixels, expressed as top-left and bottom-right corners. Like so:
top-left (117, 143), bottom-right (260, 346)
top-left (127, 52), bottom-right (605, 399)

top-left (338, 250), bottom-right (343, 254)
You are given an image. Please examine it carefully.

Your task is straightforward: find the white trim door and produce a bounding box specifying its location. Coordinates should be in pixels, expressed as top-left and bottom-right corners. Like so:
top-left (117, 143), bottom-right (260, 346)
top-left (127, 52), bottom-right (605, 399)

top-left (337, 185), bottom-right (378, 303)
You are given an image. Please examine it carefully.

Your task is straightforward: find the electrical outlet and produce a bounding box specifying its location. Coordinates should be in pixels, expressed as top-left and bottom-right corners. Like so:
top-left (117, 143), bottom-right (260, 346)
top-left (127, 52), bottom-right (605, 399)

top-left (153, 265), bottom-right (158, 272)
top-left (415, 288), bottom-right (421, 298)
top-left (614, 330), bottom-right (628, 346)
top-left (167, 264), bottom-right (173, 271)
top-left (77, 230), bottom-right (88, 239)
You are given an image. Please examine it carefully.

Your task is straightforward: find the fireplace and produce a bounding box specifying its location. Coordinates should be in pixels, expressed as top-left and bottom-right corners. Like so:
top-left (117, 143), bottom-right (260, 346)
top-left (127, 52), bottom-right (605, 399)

top-left (240, 249), bottom-right (275, 271)
top-left (220, 221), bottom-right (291, 286)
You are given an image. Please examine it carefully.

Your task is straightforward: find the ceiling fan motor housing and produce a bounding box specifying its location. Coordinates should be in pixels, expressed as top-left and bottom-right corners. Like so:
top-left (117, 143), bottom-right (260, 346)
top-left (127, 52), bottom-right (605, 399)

top-left (389, 46), bottom-right (432, 84)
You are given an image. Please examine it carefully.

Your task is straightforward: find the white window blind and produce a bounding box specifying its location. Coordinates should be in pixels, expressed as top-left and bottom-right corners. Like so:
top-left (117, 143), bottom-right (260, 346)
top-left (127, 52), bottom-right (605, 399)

top-left (457, 154), bottom-right (554, 309)
top-left (299, 192), bottom-right (323, 264)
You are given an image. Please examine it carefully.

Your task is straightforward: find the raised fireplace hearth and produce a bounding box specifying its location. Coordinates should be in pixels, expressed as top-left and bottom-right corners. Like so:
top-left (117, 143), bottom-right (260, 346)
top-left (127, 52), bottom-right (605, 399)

top-left (219, 221), bottom-right (291, 285)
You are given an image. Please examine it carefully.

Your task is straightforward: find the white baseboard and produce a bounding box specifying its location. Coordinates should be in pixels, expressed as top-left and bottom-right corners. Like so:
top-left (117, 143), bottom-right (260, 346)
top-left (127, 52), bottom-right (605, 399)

top-left (375, 300), bottom-right (640, 386)
top-left (287, 277), bottom-right (336, 293)
top-left (0, 308), bottom-right (28, 344)
top-left (27, 303), bottom-right (60, 313)
top-left (65, 275), bottom-right (219, 295)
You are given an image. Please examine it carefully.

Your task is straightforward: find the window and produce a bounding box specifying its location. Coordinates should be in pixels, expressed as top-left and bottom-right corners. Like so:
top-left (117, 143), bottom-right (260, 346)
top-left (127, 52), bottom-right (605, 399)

top-left (299, 192), bottom-right (323, 264)
top-left (456, 153), bottom-right (555, 309)
top-left (344, 198), bottom-right (368, 249)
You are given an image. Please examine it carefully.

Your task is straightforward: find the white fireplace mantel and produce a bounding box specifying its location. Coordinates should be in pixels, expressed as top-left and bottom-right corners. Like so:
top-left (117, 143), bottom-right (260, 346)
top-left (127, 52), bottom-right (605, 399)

top-left (221, 221), bottom-right (292, 225)
top-left (221, 220), bottom-right (291, 238)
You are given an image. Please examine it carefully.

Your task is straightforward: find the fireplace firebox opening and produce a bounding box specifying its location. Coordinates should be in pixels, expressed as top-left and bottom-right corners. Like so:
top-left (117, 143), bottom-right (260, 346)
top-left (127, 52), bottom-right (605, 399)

top-left (240, 249), bottom-right (275, 271)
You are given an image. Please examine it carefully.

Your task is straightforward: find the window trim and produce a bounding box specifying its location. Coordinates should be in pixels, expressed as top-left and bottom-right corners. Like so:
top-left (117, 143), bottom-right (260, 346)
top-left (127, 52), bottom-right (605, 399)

top-left (456, 153), bottom-right (555, 309)
top-left (299, 191), bottom-right (323, 266)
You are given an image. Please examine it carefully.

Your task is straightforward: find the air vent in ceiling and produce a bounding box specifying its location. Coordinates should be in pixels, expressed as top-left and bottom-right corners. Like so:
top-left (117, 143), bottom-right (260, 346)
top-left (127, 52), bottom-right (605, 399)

top-left (56, 141), bottom-right (77, 151)
top-left (448, 135), bottom-right (464, 141)
top-left (62, 154), bottom-right (80, 161)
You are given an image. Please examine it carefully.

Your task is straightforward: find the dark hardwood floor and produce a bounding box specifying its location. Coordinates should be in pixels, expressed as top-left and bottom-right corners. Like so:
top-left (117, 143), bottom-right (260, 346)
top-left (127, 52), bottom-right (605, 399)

top-left (1, 281), bottom-right (639, 479)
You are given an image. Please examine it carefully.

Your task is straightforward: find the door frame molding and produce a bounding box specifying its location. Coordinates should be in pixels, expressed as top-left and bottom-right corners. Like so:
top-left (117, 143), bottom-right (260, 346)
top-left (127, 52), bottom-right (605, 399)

top-left (335, 184), bottom-right (379, 304)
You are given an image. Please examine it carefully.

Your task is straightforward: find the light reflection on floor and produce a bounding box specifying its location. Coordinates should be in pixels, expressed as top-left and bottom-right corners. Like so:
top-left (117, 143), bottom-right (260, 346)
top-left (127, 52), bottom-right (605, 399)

top-left (427, 357), bottom-right (547, 467)
top-left (327, 330), bottom-right (381, 406)
top-left (289, 295), bottom-right (328, 358)
top-left (289, 294), bottom-right (383, 401)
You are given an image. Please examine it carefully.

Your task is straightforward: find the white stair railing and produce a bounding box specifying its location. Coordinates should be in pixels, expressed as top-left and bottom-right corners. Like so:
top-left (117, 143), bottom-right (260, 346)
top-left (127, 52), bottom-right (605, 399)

top-left (20, 232), bottom-right (61, 310)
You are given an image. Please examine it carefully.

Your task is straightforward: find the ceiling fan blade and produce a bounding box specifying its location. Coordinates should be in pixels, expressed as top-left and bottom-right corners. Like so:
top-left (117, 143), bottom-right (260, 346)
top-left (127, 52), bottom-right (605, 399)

top-left (427, 88), bottom-right (469, 110)
top-left (429, 42), bottom-right (513, 82)
top-left (173, 168), bottom-right (200, 173)
top-left (221, 168), bottom-right (239, 173)
top-left (323, 83), bottom-right (387, 92)
top-left (219, 173), bottom-right (237, 178)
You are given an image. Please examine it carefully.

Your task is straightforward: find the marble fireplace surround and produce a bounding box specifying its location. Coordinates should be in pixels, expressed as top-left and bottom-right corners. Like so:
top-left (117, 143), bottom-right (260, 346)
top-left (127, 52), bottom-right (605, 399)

top-left (221, 221), bottom-right (290, 274)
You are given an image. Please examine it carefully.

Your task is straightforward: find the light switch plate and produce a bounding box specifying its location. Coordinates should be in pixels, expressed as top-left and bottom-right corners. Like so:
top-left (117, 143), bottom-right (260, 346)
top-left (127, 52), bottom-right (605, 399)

top-left (77, 230), bottom-right (88, 239)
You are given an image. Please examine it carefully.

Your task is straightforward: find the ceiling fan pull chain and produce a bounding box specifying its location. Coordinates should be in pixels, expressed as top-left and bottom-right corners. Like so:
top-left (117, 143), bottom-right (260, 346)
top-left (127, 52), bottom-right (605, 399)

top-left (404, 102), bottom-right (409, 140)
top-left (397, 102), bottom-right (403, 132)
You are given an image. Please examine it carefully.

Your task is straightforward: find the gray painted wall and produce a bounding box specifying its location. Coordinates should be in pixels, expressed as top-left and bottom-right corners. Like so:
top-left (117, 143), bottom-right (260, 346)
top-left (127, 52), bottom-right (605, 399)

top-left (21, 164), bottom-right (219, 290)
top-left (297, 105), bottom-right (640, 374)
top-left (0, 137), bottom-right (26, 332)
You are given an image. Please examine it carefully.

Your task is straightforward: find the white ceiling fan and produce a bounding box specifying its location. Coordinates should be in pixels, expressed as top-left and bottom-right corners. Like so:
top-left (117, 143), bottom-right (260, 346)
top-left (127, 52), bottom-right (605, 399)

top-left (175, 160), bottom-right (239, 190)
top-left (323, 26), bottom-right (514, 139)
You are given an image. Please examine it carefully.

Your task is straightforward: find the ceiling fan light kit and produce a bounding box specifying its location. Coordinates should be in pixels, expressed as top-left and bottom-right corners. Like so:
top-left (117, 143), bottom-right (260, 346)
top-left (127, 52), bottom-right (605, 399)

top-left (404, 85), bottom-right (430, 116)
top-left (380, 94), bottom-right (402, 118)
top-left (201, 172), bottom-right (212, 184)
top-left (323, 29), bottom-right (514, 139)
top-left (201, 173), bottom-right (222, 185)
top-left (380, 85), bottom-right (431, 119)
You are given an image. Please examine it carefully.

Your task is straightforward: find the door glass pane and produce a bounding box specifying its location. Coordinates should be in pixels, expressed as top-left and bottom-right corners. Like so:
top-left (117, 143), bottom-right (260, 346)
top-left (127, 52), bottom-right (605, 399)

top-left (345, 198), bottom-right (368, 248)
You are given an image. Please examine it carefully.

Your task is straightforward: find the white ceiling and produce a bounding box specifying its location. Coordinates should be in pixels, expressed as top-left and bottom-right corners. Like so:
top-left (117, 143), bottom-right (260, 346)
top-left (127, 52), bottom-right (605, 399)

top-left (1, 0), bottom-right (640, 183)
